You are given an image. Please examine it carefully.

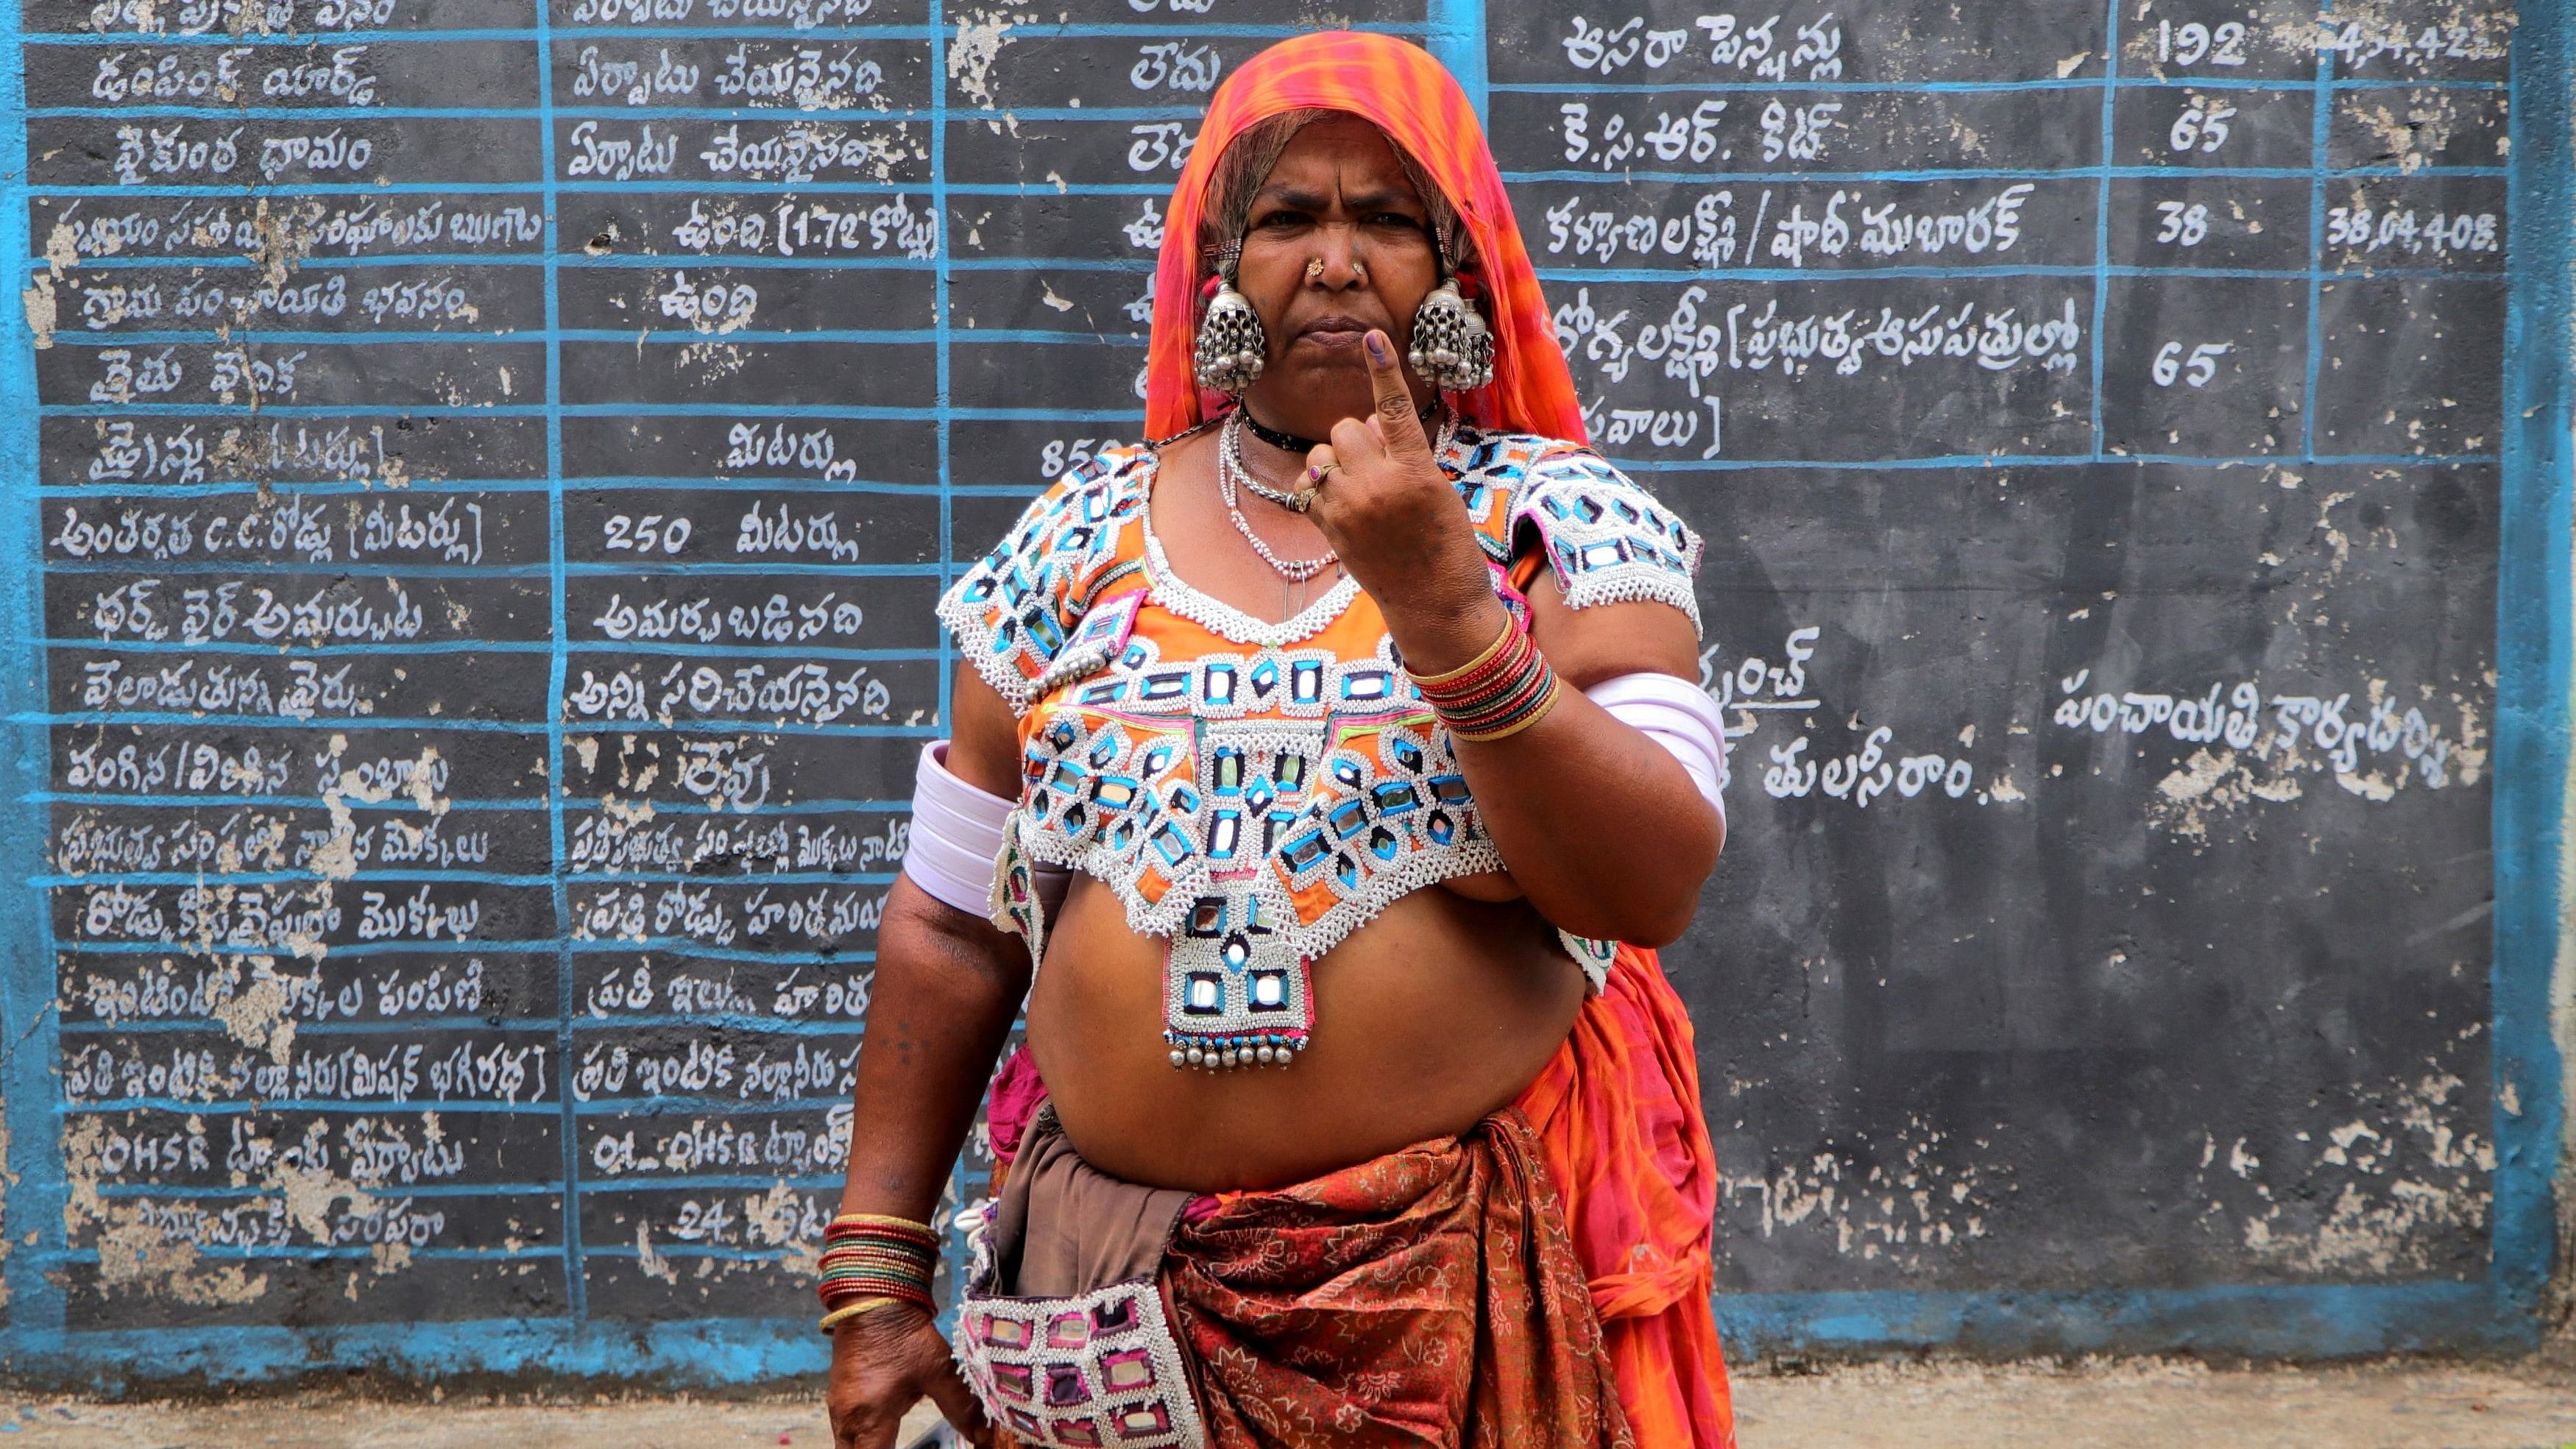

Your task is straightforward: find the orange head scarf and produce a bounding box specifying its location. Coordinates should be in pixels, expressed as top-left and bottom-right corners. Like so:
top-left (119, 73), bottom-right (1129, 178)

top-left (1144, 32), bottom-right (1588, 446)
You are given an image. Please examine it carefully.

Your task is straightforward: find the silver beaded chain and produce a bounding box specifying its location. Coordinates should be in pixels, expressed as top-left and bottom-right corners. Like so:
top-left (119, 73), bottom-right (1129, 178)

top-left (1217, 412), bottom-right (1339, 582)
top-left (1224, 411), bottom-right (1316, 512)
top-left (1217, 407), bottom-right (1463, 584)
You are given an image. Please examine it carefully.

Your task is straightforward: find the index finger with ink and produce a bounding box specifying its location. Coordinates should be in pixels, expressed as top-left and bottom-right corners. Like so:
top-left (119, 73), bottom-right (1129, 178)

top-left (1362, 329), bottom-right (1431, 455)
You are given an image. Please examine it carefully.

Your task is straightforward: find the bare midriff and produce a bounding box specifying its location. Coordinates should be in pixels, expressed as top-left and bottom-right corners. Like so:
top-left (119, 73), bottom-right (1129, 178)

top-left (1026, 874), bottom-right (1586, 1192)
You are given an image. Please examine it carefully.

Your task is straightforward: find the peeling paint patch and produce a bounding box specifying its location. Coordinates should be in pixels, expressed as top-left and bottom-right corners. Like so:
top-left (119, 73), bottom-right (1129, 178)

top-left (2150, 748), bottom-right (2302, 838)
top-left (62, 1118), bottom-right (272, 1307)
top-left (1726, 1119), bottom-right (2006, 1266)
top-left (21, 274), bottom-right (55, 350)
top-left (948, 11), bottom-right (1012, 110)
top-left (747, 1183), bottom-right (821, 1276)
top-left (635, 1219), bottom-right (679, 1284)
top-left (210, 959), bottom-right (300, 1068)
top-left (2223, 1072), bottom-right (2495, 1275)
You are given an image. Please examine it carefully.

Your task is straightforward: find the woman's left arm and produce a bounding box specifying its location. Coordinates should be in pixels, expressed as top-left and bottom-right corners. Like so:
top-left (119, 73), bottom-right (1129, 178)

top-left (1448, 584), bottom-right (1721, 946)
top-left (1306, 330), bottom-right (1722, 946)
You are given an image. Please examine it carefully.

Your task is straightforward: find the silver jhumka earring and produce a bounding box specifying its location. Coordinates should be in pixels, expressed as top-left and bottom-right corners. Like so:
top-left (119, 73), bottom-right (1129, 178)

top-left (1193, 245), bottom-right (1267, 392)
top-left (1407, 274), bottom-right (1493, 392)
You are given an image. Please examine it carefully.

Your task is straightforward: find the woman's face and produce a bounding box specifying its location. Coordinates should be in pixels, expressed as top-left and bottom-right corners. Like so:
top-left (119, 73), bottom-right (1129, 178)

top-left (1232, 113), bottom-right (1440, 433)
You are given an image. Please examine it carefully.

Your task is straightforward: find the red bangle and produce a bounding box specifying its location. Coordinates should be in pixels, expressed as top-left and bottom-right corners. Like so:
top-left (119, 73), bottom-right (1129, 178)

top-left (1409, 615), bottom-right (1563, 743)
top-left (817, 1214), bottom-right (938, 1318)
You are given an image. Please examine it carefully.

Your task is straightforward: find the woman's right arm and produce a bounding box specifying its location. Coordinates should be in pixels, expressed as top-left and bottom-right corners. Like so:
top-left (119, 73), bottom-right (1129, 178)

top-left (827, 665), bottom-right (1029, 1449)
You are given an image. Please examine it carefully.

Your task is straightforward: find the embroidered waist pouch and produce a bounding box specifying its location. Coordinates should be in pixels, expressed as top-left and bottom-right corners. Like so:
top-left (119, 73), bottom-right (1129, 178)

top-left (956, 1108), bottom-right (1632, 1449)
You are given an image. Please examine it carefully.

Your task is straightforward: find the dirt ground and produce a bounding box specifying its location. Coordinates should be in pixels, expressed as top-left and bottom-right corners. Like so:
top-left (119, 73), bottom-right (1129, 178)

top-left (0, 1355), bottom-right (2571, 1448)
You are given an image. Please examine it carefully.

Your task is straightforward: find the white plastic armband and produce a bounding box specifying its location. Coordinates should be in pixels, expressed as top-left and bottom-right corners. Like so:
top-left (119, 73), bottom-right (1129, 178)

top-left (1586, 673), bottom-right (1727, 827)
top-left (905, 742), bottom-right (1070, 917)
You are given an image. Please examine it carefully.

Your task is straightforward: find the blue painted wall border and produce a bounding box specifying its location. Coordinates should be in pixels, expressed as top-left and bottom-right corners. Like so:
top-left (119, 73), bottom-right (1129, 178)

top-left (0, 0), bottom-right (66, 1356)
top-left (2483, 0), bottom-right (2572, 1339)
top-left (0, 0), bottom-right (2562, 1386)
top-left (1424, 0), bottom-right (1487, 120)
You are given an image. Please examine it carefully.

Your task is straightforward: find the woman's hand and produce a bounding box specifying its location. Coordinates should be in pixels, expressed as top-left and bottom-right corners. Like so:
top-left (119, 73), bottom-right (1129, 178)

top-left (1302, 330), bottom-right (1507, 676)
top-left (827, 1303), bottom-right (994, 1449)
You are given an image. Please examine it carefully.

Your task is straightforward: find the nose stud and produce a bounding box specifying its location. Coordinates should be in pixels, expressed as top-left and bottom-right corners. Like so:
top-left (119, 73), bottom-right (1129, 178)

top-left (1306, 258), bottom-right (1325, 282)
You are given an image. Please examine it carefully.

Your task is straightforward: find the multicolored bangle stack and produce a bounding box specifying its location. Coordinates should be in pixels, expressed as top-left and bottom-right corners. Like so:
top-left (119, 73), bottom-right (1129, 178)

top-left (816, 1211), bottom-right (938, 1333)
top-left (1408, 613), bottom-right (1563, 743)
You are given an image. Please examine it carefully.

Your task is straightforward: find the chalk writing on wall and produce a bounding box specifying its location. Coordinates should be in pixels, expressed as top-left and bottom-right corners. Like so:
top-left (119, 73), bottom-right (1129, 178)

top-left (8, 0), bottom-right (2516, 1367)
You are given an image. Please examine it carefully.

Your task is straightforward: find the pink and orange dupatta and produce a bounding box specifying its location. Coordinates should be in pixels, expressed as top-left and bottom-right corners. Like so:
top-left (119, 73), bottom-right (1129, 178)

top-left (1143, 31), bottom-right (1588, 447)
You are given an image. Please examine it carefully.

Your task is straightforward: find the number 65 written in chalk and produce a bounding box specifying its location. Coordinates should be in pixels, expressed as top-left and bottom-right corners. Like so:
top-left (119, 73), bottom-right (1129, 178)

top-left (2151, 340), bottom-right (2234, 388)
top-left (2168, 101), bottom-right (2235, 152)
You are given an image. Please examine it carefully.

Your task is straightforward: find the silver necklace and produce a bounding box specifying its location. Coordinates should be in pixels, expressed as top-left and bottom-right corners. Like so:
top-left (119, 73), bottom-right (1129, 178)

top-left (1218, 414), bottom-right (1339, 583)
top-left (1225, 411), bottom-right (1317, 512)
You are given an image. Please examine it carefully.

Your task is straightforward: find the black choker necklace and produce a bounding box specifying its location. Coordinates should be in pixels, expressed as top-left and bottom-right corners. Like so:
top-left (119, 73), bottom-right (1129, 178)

top-left (1238, 403), bottom-right (1437, 456)
top-left (1238, 408), bottom-right (1323, 456)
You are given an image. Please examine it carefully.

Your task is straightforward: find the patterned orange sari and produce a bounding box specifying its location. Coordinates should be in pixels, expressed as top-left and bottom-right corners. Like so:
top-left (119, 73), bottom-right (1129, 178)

top-left (1518, 946), bottom-right (1738, 1448)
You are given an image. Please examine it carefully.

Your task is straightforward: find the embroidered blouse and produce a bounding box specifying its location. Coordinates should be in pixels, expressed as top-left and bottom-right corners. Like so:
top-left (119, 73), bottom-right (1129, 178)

top-left (936, 423), bottom-right (1702, 1068)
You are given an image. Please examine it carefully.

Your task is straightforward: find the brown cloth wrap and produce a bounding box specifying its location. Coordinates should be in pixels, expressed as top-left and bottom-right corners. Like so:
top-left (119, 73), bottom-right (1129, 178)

top-left (994, 1108), bottom-right (1632, 1449)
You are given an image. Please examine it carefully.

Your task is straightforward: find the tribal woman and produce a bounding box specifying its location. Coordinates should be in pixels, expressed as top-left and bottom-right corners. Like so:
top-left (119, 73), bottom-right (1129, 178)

top-left (821, 32), bottom-right (1735, 1449)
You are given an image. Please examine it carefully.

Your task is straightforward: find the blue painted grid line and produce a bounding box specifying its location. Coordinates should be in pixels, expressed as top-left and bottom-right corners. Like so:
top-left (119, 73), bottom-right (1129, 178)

top-left (37, 24), bottom-right (946, 43)
top-left (1525, 265), bottom-right (2505, 283)
top-left (35, 102), bottom-right (1222, 119)
top-left (66, 1177), bottom-right (841, 1197)
top-left (29, 565), bottom-right (943, 586)
top-left (2088, 0), bottom-right (2115, 454)
top-left (45, 943), bottom-right (882, 971)
top-left (22, 713), bottom-right (940, 736)
top-left (27, 792), bottom-right (904, 809)
top-left (32, 868), bottom-right (894, 886)
top-left (19, 163), bottom-right (2516, 198)
top-left (1485, 74), bottom-right (2508, 95)
top-left (2303, 6), bottom-right (2336, 461)
top-left (63, 1014), bottom-right (867, 1035)
top-left (926, 0), bottom-right (976, 1336)
top-left (46, 247), bottom-right (2532, 274)
top-left (26, 19), bottom-right (1433, 44)
top-left (61, 1097), bottom-right (570, 1114)
top-left (40, 255), bottom-right (1097, 269)
top-left (54, 940), bottom-right (872, 963)
top-left (531, 0), bottom-right (590, 1326)
top-left (1501, 165), bottom-right (2509, 183)
top-left (42, 1247), bottom-right (573, 1264)
top-left (29, 475), bottom-right (941, 495)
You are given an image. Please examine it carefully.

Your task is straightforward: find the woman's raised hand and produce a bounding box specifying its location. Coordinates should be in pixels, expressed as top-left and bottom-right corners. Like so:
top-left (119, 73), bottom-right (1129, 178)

top-left (827, 1304), bottom-right (994, 1449)
top-left (1301, 330), bottom-right (1507, 676)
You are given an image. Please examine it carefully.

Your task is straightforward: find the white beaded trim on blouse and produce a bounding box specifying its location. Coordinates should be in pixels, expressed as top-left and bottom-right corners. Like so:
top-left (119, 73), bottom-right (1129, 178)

top-left (1135, 449), bottom-right (1364, 648)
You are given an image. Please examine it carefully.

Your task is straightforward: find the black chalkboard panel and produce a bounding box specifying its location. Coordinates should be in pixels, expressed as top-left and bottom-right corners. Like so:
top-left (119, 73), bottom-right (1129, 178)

top-left (0, 0), bottom-right (2544, 1381)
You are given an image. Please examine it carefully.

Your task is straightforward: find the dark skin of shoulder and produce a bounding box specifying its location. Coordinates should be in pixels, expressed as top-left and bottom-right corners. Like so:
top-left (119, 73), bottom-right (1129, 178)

top-left (822, 116), bottom-right (1722, 1448)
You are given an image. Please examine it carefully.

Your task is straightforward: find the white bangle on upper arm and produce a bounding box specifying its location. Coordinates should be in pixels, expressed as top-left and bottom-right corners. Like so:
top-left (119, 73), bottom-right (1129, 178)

top-left (1585, 673), bottom-right (1727, 826)
top-left (903, 741), bottom-right (1070, 917)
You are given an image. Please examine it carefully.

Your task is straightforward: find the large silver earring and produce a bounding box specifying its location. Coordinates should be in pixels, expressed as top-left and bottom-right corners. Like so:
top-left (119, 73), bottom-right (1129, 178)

top-left (1407, 277), bottom-right (1493, 391)
top-left (1194, 274), bottom-right (1267, 392)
